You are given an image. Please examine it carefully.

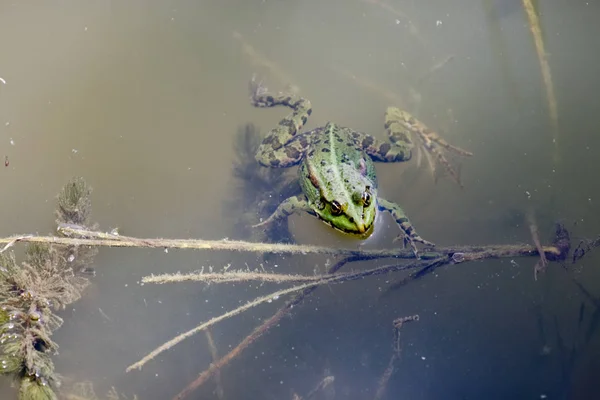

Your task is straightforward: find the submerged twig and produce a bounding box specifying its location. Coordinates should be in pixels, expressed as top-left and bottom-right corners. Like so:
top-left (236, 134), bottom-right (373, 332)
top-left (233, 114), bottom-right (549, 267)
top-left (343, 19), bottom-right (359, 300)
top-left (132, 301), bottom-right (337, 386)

top-left (374, 315), bottom-right (419, 400)
top-left (204, 329), bottom-right (225, 400)
top-left (0, 225), bottom-right (565, 261)
top-left (126, 277), bottom-right (341, 372)
top-left (305, 375), bottom-right (334, 400)
top-left (522, 0), bottom-right (559, 163)
top-left (129, 257), bottom-right (438, 373)
top-left (170, 256), bottom-right (358, 400)
top-left (143, 270), bottom-right (326, 285)
top-left (527, 209), bottom-right (548, 280)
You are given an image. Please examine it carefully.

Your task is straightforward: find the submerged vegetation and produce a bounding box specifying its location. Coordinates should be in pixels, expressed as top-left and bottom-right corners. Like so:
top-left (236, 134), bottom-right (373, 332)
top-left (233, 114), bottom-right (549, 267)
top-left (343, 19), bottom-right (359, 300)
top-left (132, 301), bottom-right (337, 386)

top-left (0, 178), bottom-right (97, 400)
top-left (0, 179), bottom-right (136, 400)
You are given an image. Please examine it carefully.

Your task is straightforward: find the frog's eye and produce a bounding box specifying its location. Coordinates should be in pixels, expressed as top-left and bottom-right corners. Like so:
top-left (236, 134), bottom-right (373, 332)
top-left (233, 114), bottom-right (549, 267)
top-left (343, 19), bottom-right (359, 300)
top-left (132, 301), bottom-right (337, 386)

top-left (362, 191), bottom-right (372, 207)
top-left (330, 200), bottom-right (342, 216)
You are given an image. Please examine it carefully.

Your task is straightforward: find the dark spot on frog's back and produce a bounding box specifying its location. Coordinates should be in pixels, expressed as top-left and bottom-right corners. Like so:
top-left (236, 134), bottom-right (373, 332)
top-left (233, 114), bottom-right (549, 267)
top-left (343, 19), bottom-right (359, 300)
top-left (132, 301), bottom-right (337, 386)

top-left (285, 146), bottom-right (301, 160)
top-left (279, 119), bottom-right (297, 135)
top-left (308, 150), bottom-right (316, 158)
top-left (362, 136), bottom-right (374, 147)
top-left (379, 143), bottom-right (391, 154)
top-left (263, 135), bottom-right (280, 147)
top-left (322, 148), bottom-right (331, 153)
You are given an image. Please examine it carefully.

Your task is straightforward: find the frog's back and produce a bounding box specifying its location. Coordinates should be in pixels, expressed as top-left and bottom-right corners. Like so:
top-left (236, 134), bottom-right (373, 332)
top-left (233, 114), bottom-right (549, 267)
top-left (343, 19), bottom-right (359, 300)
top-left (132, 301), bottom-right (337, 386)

top-left (299, 123), bottom-right (377, 205)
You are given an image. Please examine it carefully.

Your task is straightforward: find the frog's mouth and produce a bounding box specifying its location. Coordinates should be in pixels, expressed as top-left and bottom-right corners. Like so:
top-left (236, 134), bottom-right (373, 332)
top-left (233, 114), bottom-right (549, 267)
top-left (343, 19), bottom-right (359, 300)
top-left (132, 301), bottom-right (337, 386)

top-left (321, 218), bottom-right (375, 238)
top-left (346, 222), bottom-right (375, 238)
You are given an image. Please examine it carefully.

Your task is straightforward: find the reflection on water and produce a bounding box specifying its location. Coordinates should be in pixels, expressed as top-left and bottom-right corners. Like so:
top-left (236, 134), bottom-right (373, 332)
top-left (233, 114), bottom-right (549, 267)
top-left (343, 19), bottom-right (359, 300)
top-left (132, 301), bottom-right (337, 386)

top-left (1, 0), bottom-right (600, 399)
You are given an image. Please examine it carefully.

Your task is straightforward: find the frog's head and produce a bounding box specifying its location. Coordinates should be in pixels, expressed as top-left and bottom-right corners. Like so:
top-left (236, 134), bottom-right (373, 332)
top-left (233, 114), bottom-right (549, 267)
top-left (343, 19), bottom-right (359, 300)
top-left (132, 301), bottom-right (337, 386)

top-left (315, 185), bottom-right (377, 237)
top-left (301, 151), bottom-right (378, 238)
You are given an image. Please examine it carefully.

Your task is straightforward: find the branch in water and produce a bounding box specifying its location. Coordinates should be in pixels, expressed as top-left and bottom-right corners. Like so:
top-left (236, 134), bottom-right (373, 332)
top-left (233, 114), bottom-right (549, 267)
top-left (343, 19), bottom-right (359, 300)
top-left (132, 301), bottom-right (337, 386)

top-left (167, 223), bottom-right (574, 400)
top-left (0, 223), bottom-right (567, 262)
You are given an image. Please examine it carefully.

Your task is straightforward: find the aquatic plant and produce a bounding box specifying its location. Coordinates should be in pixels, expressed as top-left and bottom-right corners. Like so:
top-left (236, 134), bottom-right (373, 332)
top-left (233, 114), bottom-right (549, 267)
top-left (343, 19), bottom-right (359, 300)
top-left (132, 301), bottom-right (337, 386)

top-left (0, 178), bottom-right (98, 400)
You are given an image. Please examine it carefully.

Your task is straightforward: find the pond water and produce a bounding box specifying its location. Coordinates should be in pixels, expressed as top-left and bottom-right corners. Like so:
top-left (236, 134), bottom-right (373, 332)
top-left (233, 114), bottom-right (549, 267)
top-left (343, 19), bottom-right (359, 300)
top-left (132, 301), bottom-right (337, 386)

top-left (1, 1), bottom-right (600, 399)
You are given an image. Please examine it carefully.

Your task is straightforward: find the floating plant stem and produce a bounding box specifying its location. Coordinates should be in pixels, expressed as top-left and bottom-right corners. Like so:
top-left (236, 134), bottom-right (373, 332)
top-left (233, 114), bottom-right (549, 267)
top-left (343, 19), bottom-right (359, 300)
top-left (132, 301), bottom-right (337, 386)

top-left (522, 0), bottom-right (560, 163)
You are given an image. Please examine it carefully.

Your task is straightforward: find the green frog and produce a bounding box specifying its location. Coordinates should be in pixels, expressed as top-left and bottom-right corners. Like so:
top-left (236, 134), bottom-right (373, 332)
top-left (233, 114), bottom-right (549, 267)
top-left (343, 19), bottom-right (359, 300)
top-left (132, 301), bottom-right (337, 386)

top-left (249, 77), bottom-right (472, 256)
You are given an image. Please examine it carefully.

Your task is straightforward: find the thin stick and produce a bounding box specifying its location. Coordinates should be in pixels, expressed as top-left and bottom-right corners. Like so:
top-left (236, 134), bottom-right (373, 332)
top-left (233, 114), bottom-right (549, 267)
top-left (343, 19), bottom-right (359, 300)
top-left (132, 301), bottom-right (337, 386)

top-left (0, 226), bottom-right (563, 261)
top-left (0, 231), bottom-right (409, 258)
top-left (527, 209), bottom-right (548, 280)
top-left (145, 257), bottom-right (441, 287)
top-left (305, 375), bottom-right (334, 400)
top-left (374, 315), bottom-right (419, 400)
top-left (522, 0), bottom-right (559, 163)
top-left (142, 270), bottom-right (324, 285)
top-left (126, 279), bottom-right (329, 372)
top-left (130, 257), bottom-right (435, 372)
top-left (204, 329), bottom-right (225, 400)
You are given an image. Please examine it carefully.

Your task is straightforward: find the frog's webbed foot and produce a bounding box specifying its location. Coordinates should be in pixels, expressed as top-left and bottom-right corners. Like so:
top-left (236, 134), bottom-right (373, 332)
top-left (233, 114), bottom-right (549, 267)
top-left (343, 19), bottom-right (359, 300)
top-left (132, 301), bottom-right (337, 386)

top-left (392, 231), bottom-right (435, 259)
top-left (418, 129), bottom-right (472, 188)
top-left (252, 195), bottom-right (312, 229)
top-left (249, 75), bottom-right (270, 106)
top-left (378, 198), bottom-right (435, 259)
top-left (393, 109), bottom-right (472, 188)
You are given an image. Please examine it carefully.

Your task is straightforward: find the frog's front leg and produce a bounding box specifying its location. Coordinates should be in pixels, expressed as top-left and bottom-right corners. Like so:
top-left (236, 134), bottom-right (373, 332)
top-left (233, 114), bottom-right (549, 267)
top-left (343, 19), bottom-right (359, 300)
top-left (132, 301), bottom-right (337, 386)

top-left (378, 198), bottom-right (435, 258)
top-left (252, 195), bottom-right (314, 229)
top-left (249, 77), bottom-right (313, 168)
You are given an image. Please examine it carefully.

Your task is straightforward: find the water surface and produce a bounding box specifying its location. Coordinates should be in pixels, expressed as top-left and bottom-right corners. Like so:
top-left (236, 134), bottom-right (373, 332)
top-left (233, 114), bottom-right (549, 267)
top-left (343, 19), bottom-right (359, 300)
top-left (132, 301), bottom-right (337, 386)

top-left (1, 1), bottom-right (600, 399)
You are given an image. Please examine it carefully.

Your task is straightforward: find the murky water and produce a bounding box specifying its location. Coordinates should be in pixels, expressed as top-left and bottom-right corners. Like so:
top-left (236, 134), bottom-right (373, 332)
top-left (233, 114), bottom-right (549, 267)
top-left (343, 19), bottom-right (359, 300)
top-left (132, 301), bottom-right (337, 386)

top-left (1, 0), bottom-right (600, 399)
